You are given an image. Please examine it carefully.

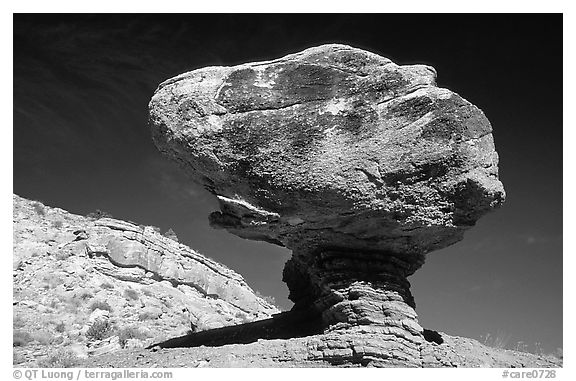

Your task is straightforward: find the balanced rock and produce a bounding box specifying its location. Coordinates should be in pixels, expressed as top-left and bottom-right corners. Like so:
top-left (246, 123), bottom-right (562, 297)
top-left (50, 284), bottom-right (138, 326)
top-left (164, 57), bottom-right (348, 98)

top-left (149, 44), bottom-right (505, 366)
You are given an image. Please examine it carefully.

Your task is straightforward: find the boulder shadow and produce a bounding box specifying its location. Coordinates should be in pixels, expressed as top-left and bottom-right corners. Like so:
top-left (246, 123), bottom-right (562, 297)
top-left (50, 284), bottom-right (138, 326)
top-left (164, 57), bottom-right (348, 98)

top-left (148, 309), bottom-right (324, 349)
top-left (423, 328), bottom-right (444, 345)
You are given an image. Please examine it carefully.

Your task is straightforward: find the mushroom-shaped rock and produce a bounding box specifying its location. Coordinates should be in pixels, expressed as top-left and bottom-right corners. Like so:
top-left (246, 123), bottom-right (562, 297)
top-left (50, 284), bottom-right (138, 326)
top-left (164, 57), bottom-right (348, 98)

top-left (149, 44), bottom-right (505, 365)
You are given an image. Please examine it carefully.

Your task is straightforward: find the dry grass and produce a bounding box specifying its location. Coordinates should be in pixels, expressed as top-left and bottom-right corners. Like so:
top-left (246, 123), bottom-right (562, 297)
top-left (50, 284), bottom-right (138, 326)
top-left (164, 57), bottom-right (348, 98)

top-left (86, 320), bottom-right (113, 341)
top-left (32, 202), bottom-right (45, 216)
top-left (89, 300), bottom-right (113, 313)
top-left (13, 330), bottom-right (33, 347)
top-left (123, 288), bottom-right (139, 301)
top-left (117, 326), bottom-right (150, 348)
top-left (38, 348), bottom-right (79, 368)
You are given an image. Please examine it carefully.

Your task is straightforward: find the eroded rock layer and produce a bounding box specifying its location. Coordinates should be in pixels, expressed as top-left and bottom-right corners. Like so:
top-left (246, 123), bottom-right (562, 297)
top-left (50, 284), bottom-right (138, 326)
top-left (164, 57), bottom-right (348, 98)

top-left (13, 195), bottom-right (277, 367)
top-left (149, 44), bottom-right (506, 366)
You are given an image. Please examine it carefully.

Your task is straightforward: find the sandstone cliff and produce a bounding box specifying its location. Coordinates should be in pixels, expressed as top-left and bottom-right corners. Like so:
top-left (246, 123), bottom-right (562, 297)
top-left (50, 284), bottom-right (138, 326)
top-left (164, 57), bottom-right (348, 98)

top-left (12, 195), bottom-right (278, 367)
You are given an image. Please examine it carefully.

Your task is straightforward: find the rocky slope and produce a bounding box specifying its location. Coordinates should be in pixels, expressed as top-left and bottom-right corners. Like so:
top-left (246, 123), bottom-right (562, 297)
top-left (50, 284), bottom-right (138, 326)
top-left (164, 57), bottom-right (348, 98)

top-left (81, 332), bottom-right (561, 368)
top-left (12, 195), bottom-right (278, 367)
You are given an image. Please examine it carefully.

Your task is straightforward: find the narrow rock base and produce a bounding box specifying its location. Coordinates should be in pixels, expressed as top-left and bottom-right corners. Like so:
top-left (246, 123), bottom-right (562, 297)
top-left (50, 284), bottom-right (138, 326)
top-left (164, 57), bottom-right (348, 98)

top-left (283, 248), bottom-right (426, 365)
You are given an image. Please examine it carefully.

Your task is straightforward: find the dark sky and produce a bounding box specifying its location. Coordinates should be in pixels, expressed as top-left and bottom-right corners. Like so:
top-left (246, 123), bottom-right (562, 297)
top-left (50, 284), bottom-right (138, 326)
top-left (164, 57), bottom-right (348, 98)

top-left (13, 14), bottom-right (562, 353)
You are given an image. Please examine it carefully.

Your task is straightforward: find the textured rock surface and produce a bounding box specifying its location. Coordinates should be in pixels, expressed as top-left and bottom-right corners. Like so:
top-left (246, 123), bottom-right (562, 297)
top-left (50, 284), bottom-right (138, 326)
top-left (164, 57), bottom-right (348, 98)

top-left (149, 44), bottom-right (507, 366)
top-left (12, 195), bottom-right (277, 367)
top-left (150, 43), bottom-right (504, 254)
top-left (82, 331), bottom-right (561, 368)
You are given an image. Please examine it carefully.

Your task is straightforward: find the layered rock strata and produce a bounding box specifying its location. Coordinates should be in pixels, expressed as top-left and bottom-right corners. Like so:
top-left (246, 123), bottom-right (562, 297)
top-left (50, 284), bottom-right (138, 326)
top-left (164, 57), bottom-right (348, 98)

top-left (149, 44), bottom-right (505, 366)
top-left (13, 195), bottom-right (277, 366)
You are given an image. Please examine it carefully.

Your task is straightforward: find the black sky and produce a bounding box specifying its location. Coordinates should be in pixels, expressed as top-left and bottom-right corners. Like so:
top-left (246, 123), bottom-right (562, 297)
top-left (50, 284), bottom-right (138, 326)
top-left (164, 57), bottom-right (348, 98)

top-left (13, 14), bottom-right (562, 353)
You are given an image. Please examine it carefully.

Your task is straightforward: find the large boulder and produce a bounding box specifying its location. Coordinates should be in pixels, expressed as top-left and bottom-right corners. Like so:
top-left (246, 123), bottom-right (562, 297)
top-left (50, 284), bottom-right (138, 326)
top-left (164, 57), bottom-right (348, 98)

top-left (150, 44), bottom-right (504, 255)
top-left (149, 44), bottom-right (505, 366)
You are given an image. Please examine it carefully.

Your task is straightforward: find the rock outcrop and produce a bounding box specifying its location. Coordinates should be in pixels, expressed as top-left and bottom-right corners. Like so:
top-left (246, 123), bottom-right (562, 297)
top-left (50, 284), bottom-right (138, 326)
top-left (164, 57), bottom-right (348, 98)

top-left (12, 195), bottom-right (277, 367)
top-left (82, 332), bottom-right (562, 368)
top-left (149, 44), bottom-right (506, 367)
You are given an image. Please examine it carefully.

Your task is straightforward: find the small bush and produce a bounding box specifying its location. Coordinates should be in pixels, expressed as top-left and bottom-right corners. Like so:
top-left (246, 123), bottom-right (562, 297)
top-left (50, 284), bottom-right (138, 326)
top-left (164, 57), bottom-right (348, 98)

top-left (38, 348), bottom-right (79, 368)
top-left (254, 290), bottom-right (280, 309)
top-left (138, 311), bottom-right (157, 321)
top-left (117, 327), bottom-right (149, 348)
top-left (31, 330), bottom-right (54, 345)
top-left (163, 228), bottom-right (179, 242)
top-left (13, 330), bottom-right (33, 347)
top-left (89, 300), bottom-right (113, 313)
top-left (86, 209), bottom-right (113, 220)
top-left (32, 202), bottom-right (46, 216)
top-left (482, 331), bottom-right (511, 350)
top-left (51, 220), bottom-right (63, 228)
top-left (42, 274), bottom-right (63, 290)
top-left (76, 289), bottom-right (93, 301)
top-left (149, 225), bottom-right (161, 234)
top-left (100, 282), bottom-right (115, 290)
top-left (86, 320), bottom-right (113, 341)
top-left (13, 351), bottom-right (24, 365)
top-left (55, 322), bottom-right (66, 333)
top-left (234, 311), bottom-right (251, 324)
top-left (65, 295), bottom-right (82, 310)
top-left (123, 288), bottom-right (139, 301)
top-left (54, 250), bottom-right (72, 261)
top-left (13, 315), bottom-right (26, 328)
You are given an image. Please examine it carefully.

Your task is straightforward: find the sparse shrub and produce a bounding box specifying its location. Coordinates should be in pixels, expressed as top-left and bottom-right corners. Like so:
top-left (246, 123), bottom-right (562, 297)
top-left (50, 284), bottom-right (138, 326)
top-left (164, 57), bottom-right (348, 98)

top-left (163, 228), bottom-right (179, 242)
top-left (13, 351), bottom-right (24, 365)
top-left (123, 288), bottom-right (139, 301)
top-left (31, 330), bottom-right (54, 345)
top-left (86, 320), bottom-right (113, 341)
top-left (100, 281), bottom-right (115, 290)
top-left (13, 330), bottom-right (33, 347)
top-left (13, 315), bottom-right (26, 328)
top-left (554, 348), bottom-right (563, 359)
top-left (42, 274), bottom-right (63, 289)
top-left (54, 250), bottom-right (72, 261)
top-left (234, 311), bottom-right (251, 324)
top-left (55, 322), bottom-right (65, 333)
top-left (32, 202), bottom-right (46, 216)
top-left (51, 220), bottom-right (63, 228)
top-left (65, 294), bottom-right (82, 310)
top-left (117, 326), bottom-right (149, 348)
top-left (86, 209), bottom-right (113, 220)
top-left (482, 331), bottom-right (511, 350)
top-left (38, 348), bottom-right (79, 368)
top-left (89, 300), bottom-right (113, 313)
top-left (138, 311), bottom-right (157, 321)
top-left (254, 290), bottom-right (280, 309)
top-left (76, 289), bottom-right (93, 301)
top-left (263, 295), bottom-right (277, 306)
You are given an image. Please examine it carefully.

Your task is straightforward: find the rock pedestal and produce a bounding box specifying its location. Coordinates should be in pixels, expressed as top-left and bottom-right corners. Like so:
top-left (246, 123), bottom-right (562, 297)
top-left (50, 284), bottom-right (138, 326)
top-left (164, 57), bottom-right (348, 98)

top-left (149, 44), bottom-right (505, 366)
top-left (285, 248), bottom-right (423, 331)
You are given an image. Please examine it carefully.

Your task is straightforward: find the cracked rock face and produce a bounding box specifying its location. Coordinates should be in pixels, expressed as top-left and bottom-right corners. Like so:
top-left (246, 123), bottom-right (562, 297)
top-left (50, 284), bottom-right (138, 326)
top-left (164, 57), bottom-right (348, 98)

top-left (149, 44), bottom-right (505, 366)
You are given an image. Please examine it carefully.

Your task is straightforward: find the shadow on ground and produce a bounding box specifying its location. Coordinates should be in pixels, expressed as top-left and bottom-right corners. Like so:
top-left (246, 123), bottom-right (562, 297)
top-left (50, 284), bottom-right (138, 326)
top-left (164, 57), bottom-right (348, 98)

top-left (150, 309), bottom-right (444, 349)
